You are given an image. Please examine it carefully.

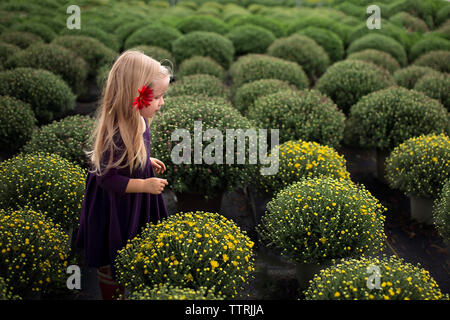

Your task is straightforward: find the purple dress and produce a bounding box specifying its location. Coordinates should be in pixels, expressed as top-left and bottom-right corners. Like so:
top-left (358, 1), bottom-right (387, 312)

top-left (75, 116), bottom-right (168, 279)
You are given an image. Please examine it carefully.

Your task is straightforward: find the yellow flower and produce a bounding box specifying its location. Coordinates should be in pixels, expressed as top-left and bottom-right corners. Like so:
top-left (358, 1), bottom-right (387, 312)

top-left (319, 237), bottom-right (327, 244)
top-left (210, 260), bottom-right (219, 269)
top-left (334, 292), bottom-right (340, 298)
top-left (223, 254), bottom-right (229, 262)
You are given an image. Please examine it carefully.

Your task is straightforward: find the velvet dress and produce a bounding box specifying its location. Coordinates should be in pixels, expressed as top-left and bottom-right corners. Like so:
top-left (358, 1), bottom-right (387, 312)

top-left (75, 116), bottom-right (168, 279)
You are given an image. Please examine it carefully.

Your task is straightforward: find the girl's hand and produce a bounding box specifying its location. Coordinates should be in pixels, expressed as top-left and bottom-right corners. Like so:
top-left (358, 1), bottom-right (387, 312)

top-left (142, 177), bottom-right (168, 195)
top-left (150, 157), bottom-right (166, 174)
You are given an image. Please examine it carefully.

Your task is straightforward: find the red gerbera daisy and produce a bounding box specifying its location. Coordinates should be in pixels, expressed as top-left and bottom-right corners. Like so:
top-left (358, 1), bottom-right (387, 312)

top-left (132, 85), bottom-right (154, 110)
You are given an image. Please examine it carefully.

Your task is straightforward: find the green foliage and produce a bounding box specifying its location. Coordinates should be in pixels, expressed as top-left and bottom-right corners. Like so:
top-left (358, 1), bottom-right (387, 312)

top-left (177, 56), bottom-right (226, 80)
top-left (305, 255), bottom-right (449, 300)
top-left (125, 24), bottom-right (182, 52)
top-left (385, 133), bottom-right (450, 198)
top-left (285, 16), bottom-right (350, 45)
top-left (52, 35), bottom-right (117, 78)
top-left (5, 43), bottom-right (88, 96)
top-left (346, 49), bottom-right (401, 74)
top-left (389, 12), bottom-right (429, 33)
top-left (393, 65), bottom-right (437, 89)
top-left (295, 27), bottom-right (344, 63)
top-left (172, 31), bottom-right (235, 69)
top-left (130, 45), bottom-right (174, 63)
top-left (167, 74), bottom-right (229, 98)
top-left (229, 54), bottom-right (309, 91)
top-left (232, 78), bottom-right (293, 114)
top-left (409, 35), bottom-right (450, 62)
top-left (0, 276), bottom-right (21, 300)
top-left (227, 14), bottom-right (285, 37)
top-left (151, 96), bottom-right (258, 198)
top-left (10, 21), bottom-right (57, 42)
top-left (413, 50), bottom-right (450, 73)
top-left (176, 15), bottom-right (230, 35)
top-left (257, 176), bottom-right (387, 265)
top-left (21, 115), bottom-right (95, 169)
top-left (0, 41), bottom-right (20, 70)
top-left (314, 60), bottom-right (395, 114)
top-left (0, 31), bottom-right (43, 49)
top-left (414, 71), bottom-right (450, 111)
top-left (226, 24), bottom-right (275, 56)
top-left (0, 68), bottom-right (76, 125)
top-left (434, 179), bottom-right (450, 245)
top-left (0, 95), bottom-right (36, 157)
top-left (59, 25), bottom-right (121, 51)
top-left (0, 152), bottom-right (86, 229)
top-left (115, 211), bottom-right (255, 298)
top-left (267, 34), bottom-right (330, 83)
top-left (247, 89), bottom-right (346, 148)
top-left (344, 87), bottom-right (449, 152)
top-left (347, 34), bottom-right (408, 67)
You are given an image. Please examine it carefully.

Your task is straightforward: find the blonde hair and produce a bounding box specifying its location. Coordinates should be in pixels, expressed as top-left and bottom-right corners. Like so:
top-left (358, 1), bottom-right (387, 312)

top-left (85, 49), bottom-right (172, 177)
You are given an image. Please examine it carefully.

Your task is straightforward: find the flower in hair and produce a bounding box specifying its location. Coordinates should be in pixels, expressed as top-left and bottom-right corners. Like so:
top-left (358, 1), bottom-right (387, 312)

top-left (133, 85), bottom-right (154, 110)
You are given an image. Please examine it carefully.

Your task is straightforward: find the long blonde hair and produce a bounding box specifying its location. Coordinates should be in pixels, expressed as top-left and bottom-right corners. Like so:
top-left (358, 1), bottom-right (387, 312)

top-left (86, 49), bottom-right (172, 177)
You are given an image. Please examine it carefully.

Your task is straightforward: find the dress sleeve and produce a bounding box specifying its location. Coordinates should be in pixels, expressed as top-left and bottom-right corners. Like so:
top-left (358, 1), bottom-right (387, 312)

top-left (96, 135), bottom-right (131, 195)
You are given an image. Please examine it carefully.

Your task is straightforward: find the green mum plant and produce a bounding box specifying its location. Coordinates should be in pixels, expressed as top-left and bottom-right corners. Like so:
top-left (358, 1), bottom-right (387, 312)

top-left (346, 33), bottom-right (408, 67)
top-left (414, 71), bottom-right (450, 111)
top-left (0, 68), bottom-right (76, 125)
top-left (51, 35), bottom-right (117, 79)
top-left (433, 179), bottom-right (450, 245)
top-left (346, 49), bottom-right (401, 74)
top-left (167, 74), bottom-right (229, 99)
top-left (413, 50), bottom-right (450, 74)
top-left (115, 211), bottom-right (255, 298)
top-left (257, 176), bottom-right (387, 265)
top-left (227, 14), bottom-right (285, 38)
top-left (267, 34), bottom-right (330, 84)
top-left (126, 283), bottom-right (224, 300)
top-left (5, 43), bottom-right (88, 96)
top-left (409, 35), bottom-right (450, 62)
top-left (0, 95), bottom-right (37, 157)
top-left (295, 27), bottom-right (344, 63)
top-left (385, 133), bottom-right (450, 199)
top-left (0, 31), bottom-right (43, 49)
top-left (344, 87), bottom-right (449, 152)
top-left (304, 255), bottom-right (449, 300)
top-left (125, 24), bottom-right (182, 52)
top-left (151, 96), bottom-right (258, 199)
top-left (20, 115), bottom-right (95, 169)
top-left (232, 78), bottom-right (294, 115)
top-left (172, 31), bottom-right (235, 69)
top-left (0, 207), bottom-right (70, 298)
top-left (229, 54), bottom-right (309, 92)
top-left (177, 56), bottom-right (226, 80)
top-left (393, 65), bottom-right (437, 89)
top-left (176, 15), bottom-right (230, 35)
top-left (0, 152), bottom-right (87, 230)
top-left (254, 139), bottom-right (351, 197)
top-left (314, 60), bottom-right (395, 114)
top-left (247, 89), bottom-right (346, 149)
top-left (226, 24), bottom-right (276, 56)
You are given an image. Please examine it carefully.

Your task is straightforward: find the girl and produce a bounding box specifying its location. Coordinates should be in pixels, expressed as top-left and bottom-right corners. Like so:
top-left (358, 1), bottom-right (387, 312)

top-left (75, 50), bottom-right (172, 300)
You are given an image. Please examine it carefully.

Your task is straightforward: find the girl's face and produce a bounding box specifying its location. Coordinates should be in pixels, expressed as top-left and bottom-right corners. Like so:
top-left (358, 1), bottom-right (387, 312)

top-left (139, 76), bottom-right (170, 119)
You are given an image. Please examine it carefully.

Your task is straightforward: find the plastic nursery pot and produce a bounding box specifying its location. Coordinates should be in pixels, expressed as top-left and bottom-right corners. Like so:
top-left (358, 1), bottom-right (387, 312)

top-left (174, 190), bottom-right (224, 214)
top-left (376, 148), bottom-right (390, 184)
top-left (408, 194), bottom-right (435, 225)
top-left (295, 261), bottom-right (331, 291)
